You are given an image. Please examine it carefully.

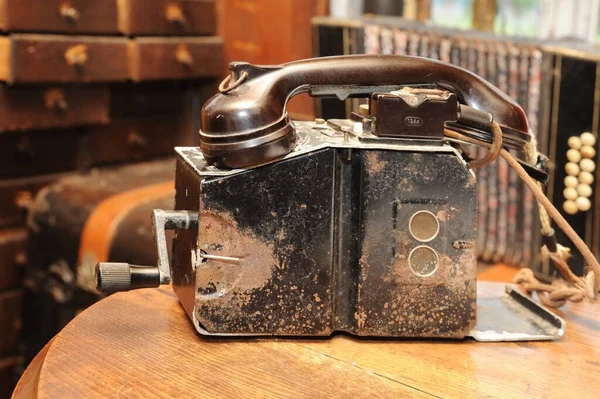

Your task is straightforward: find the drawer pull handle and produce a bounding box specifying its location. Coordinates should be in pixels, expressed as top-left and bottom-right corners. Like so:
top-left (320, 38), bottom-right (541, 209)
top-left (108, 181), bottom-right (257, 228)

top-left (14, 191), bottom-right (33, 212)
top-left (65, 44), bottom-right (88, 69)
top-left (60, 3), bottom-right (80, 23)
top-left (128, 131), bottom-right (147, 148)
top-left (166, 3), bottom-right (187, 27)
top-left (14, 250), bottom-right (28, 266)
top-left (176, 45), bottom-right (194, 68)
top-left (15, 137), bottom-right (35, 158)
top-left (44, 89), bottom-right (69, 112)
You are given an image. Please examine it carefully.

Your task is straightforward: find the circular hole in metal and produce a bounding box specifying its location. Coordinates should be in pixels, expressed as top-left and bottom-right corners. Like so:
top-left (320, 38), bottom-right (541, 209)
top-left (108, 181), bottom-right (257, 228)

top-left (409, 210), bottom-right (439, 242)
top-left (409, 246), bottom-right (439, 277)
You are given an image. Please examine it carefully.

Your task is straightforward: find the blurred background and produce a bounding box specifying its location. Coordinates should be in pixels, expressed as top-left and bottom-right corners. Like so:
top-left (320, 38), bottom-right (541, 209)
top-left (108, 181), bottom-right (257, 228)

top-left (2, 0), bottom-right (600, 397)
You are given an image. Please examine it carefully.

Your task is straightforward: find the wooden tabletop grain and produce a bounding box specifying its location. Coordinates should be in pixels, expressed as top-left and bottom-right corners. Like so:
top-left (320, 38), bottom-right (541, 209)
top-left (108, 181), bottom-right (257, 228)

top-left (13, 283), bottom-right (600, 398)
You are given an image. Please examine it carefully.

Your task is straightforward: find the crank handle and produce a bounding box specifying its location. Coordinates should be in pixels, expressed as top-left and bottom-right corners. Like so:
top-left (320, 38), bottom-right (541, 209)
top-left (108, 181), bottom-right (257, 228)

top-left (95, 210), bottom-right (198, 293)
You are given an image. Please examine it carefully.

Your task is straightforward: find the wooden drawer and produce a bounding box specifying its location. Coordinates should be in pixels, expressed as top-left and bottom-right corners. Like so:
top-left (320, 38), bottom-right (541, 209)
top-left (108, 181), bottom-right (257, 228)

top-left (0, 0), bottom-right (119, 34)
top-left (110, 83), bottom-right (192, 118)
top-left (0, 86), bottom-right (109, 132)
top-left (118, 0), bottom-right (216, 36)
top-left (110, 82), bottom-right (217, 120)
top-left (78, 117), bottom-right (194, 168)
top-left (0, 289), bottom-right (22, 356)
top-left (128, 37), bottom-right (223, 81)
top-left (0, 174), bottom-right (62, 228)
top-left (0, 34), bottom-right (129, 84)
top-left (0, 229), bottom-right (26, 291)
top-left (0, 129), bottom-right (80, 178)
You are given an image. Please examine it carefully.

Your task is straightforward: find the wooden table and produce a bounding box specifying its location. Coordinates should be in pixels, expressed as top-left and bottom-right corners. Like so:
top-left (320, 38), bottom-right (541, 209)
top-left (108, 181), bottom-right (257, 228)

top-left (13, 283), bottom-right (599, 398)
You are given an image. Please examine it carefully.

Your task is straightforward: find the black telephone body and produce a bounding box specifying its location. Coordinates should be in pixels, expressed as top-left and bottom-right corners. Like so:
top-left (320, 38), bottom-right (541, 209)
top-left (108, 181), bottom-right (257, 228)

top-left (96, 55), bottom-right (562, 340)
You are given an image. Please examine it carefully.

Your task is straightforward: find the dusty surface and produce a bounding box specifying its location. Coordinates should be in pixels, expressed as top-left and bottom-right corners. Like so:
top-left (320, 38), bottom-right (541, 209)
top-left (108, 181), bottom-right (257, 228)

top-left (195, 207), bottom-right (333, 335)
top-left (196, 209), bottom-right (277, 293)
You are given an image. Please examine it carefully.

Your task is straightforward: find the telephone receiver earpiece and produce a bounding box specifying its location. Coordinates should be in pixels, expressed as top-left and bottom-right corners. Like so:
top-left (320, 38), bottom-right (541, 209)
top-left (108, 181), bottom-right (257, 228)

top-left (200, 55), bottom-right (530, 169)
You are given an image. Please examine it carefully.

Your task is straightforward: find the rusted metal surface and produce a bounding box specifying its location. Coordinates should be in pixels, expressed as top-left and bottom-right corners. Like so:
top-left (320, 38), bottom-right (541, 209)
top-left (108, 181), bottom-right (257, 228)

top-left (354, 150), bottom-right (477, 337)
top-left (195, 148), bottom-right (335, 335)
top-left (171, 158), bottom-right (202, 319)
top-left (172, 120), bottom-right (477, 337)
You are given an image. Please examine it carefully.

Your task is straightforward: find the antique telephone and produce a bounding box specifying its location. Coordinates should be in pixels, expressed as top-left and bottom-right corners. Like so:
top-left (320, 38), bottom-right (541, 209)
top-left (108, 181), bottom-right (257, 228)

top-left (95, 55), bottom-right (600, 340)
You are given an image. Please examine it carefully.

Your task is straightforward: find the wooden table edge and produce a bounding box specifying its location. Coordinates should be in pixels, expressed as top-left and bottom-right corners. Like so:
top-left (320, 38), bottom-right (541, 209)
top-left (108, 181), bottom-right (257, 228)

top-left (11, 282), bottom-right (599, 398)
top-left (12, 338), bottom-right (54, 398)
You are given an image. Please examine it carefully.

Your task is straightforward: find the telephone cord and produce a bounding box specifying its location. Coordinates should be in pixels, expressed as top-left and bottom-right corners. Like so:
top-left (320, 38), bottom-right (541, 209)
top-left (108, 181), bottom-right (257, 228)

top-left (444, 122), bottom-right (600, 307)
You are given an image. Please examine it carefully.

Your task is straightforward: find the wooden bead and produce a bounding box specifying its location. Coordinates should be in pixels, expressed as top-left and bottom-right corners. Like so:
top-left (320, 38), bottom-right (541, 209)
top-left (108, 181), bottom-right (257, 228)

top-left (581, 145), bottom-right (596, 159)
top-left (576, 196), bottom-right (592, 212)
top-left (567, 149), bottom-right (582, 163)
top-left (580, 132), bottom-right (596, 147)
top-left (580, 158), bottom-right (596, 172)
top-left (577, 184), bottom-right (593, 198)
top-left (565, 175), bottom-right (579, 188)
top-left (358, 104), bottom-right (370, 117)
top-left (568, 136), bottom-right (582, 149)
top-left (564, 187), bottom-right (578, 200)
top-left (563, 200), bottom-right (578, 215)
top-left (579, 171), bottom-right (595, 185)
top-left (565, 162), bottom-right (580, 176)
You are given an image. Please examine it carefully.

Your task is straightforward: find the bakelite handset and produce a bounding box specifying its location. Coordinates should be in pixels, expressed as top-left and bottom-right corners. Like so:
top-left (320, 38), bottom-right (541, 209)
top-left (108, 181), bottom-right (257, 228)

top-left (199, 55), bottom-right (530, 169)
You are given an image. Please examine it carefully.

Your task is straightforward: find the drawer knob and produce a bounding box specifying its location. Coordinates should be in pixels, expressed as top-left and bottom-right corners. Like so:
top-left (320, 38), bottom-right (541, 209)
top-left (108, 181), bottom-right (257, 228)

top-left (166, 3), bottom-right (187, 27)
top-left (175, 45), bottom-right (193, 68)
top-left (14, 250), bottom-right (28, 266)
top-left (65, 44), bottom-right (88, 69)
top-left (60, 3), bottom-right (80, 23)
top-left (128, 131), bottom-right (147, 148)
top-left (44, 88), bottom-right (69, 112)
top-left (15, 136), bottom-right (35, 158)
top-left (14, 191), bottom-right (34, 211)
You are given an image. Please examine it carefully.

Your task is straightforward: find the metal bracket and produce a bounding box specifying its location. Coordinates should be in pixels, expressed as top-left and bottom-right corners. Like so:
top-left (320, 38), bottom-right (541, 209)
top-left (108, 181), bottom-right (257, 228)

top-left (95, 209), bottom-right (198, 293)
top-left (152, 209), bottom-right (199, 285)
top-left (469, 285), bottom-right (566, 341)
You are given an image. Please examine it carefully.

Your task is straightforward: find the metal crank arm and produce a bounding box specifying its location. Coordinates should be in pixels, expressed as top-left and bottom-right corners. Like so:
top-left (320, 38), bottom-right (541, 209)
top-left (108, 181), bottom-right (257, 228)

top-left (95, 210), bottom-right (198, 293)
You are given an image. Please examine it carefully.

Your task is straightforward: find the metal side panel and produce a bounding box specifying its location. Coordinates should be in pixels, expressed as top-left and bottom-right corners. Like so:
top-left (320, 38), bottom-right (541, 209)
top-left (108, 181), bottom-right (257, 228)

top-left (469, 285), bottom-right (565, 341)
